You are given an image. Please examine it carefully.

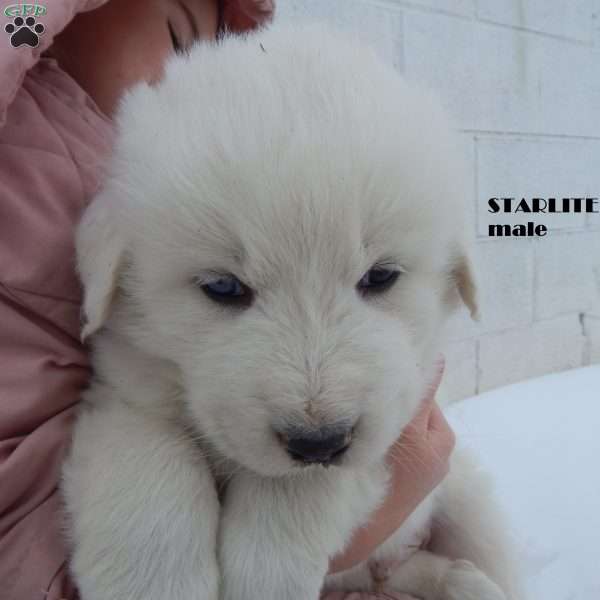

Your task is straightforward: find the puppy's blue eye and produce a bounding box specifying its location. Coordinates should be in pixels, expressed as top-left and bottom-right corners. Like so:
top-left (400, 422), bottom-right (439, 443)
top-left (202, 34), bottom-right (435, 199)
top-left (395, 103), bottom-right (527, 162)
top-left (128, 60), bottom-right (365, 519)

top-left (206, 276), bottom-right (242, 295)
top-left (357, 266), bottom-right (401, 294)
top-left (196, 274), bottom-right (253, 307)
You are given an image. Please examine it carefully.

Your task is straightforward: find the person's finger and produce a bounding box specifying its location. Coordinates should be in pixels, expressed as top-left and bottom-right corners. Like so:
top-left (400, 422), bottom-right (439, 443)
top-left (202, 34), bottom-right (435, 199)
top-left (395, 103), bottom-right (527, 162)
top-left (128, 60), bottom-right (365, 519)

top-left (426, 402), bottom-right (456, 456)
top-left (422, 354), bottom-right (446, 404)
top-left (409, 356), bottom-right (446, 426)
top-left (427, 400), bottom-right (449, 432)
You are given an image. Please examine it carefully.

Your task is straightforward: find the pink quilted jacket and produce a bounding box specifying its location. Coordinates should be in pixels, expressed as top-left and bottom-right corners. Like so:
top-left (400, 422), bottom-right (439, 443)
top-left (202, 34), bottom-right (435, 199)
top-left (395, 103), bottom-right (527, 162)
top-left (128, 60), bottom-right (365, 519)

top-left (0, 2), bottom-right (273, 599)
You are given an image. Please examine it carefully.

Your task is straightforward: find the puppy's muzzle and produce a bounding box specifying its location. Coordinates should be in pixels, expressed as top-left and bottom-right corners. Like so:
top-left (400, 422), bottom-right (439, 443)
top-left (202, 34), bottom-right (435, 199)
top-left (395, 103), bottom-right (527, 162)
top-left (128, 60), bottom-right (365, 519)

top-left (279, 425), bottom-right (352, 466)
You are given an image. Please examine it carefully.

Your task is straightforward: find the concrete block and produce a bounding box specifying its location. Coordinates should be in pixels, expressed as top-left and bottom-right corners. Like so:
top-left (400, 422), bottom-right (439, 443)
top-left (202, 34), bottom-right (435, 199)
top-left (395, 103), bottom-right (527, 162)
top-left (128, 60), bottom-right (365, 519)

top-left (387, 0), bottom-right (474, 17)
top-left (445, 238), bottom-right (534, 340)
top-left (583, 315), bottom-right (600, 364)
top-left (477, 0), bottom-right (595, 43)
top-left (404, 12), bottom-right (600, 136)
top-left (477, 138), bottom-right (600, 236)
top-left (478, 314), bottom-right (585, 391)
top-left (534, 231), bottom-right (600, 320)
top-left (586, 209), bottom-right (600, 229)
top-left (459, 132), bottom-right (477, 233)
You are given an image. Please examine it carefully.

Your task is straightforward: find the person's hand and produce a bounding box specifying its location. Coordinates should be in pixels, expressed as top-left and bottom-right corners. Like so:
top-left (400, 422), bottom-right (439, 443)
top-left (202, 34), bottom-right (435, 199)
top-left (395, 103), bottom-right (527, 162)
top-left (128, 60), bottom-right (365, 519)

top-left (327, 356), bottom-right (454, 576)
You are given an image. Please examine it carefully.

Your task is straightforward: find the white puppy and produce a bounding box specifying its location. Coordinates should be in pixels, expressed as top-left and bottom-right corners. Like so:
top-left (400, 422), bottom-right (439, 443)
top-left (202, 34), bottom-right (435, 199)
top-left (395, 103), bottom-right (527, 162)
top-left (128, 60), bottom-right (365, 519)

top-left (62, 25), bottom-right (522, 600)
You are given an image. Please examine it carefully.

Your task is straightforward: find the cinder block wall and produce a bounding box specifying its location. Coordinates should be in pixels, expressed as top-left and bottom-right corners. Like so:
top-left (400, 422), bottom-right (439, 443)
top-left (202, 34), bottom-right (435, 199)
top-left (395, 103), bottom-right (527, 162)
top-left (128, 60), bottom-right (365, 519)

top-left (276, 1), bottom-right (600, 401)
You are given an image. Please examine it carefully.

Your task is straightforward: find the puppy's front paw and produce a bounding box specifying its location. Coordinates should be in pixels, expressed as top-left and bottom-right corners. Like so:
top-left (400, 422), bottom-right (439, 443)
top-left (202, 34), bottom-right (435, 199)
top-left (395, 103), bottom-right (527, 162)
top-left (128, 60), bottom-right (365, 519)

top-left (439, 559), bottom-right (506, 600)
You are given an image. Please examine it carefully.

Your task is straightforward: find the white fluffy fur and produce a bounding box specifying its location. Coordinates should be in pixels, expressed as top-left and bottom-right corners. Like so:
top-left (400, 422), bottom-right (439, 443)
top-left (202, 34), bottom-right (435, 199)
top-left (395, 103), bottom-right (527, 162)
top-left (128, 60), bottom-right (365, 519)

top-left (62, 25), bottom-right (522, 600)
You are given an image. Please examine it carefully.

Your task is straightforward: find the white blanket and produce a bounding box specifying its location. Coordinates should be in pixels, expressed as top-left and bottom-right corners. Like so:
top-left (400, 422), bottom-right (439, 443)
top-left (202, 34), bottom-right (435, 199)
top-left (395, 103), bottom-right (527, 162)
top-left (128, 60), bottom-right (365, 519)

top-left (446, 365), bottom-right (600, 600)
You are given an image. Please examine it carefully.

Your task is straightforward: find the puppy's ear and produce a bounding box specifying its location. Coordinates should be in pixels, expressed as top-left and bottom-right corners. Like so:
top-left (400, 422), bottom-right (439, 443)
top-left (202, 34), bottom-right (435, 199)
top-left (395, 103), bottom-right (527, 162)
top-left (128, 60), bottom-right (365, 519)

top-left (76, 194), bottom-right (126, 343)
top-left (449, 247), bottom-right (480, 321)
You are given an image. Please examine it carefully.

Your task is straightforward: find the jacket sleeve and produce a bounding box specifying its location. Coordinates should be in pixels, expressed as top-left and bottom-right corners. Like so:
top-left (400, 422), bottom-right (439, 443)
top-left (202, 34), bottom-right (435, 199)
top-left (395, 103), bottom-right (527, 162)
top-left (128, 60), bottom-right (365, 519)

top-left (0, 5), bottom-right (114, 599)
top-left (0, 53), bottom-right (114, 600)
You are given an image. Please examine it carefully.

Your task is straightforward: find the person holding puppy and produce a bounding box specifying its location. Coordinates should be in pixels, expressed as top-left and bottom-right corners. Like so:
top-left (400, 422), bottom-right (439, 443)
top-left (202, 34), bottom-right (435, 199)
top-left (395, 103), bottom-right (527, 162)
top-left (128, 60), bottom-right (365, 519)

top-left (0, 1), bottom-right (454, 598)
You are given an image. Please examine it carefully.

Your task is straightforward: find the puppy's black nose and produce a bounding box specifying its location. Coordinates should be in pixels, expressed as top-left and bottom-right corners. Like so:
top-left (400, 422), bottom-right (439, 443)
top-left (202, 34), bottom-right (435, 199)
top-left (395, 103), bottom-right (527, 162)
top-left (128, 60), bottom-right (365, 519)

top-left (282, 426), bottom-right (352, 465)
